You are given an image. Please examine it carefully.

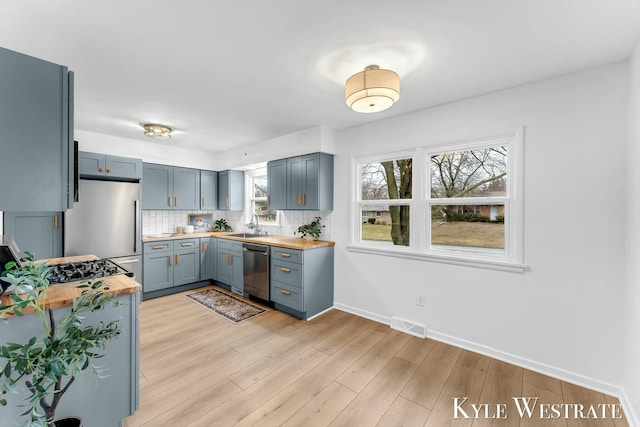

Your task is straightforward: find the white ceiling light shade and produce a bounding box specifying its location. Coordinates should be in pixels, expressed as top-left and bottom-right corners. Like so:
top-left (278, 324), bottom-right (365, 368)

top-left (143, 123), bottom-right (172, 139)
top-left (345, 65), bottom-right (400, 113)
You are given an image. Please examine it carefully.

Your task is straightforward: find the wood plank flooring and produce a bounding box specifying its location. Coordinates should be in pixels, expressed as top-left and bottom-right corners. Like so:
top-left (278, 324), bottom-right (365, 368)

top-left (124, 285), bottom-right (628, 427)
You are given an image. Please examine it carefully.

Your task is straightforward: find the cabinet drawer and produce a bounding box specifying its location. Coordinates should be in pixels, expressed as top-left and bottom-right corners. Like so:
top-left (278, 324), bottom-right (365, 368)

top-left (174, 239), bottom-right (198, 249)
top-left (143, 240), bottom-right (173, 252)
top-left (271, 247), bottom-right (303, 264)
top-left (271, 281), bottom-right (303, 312)
top-left (271, 259), bottom-right (302, 287)
top-left (218, 238), bottom-right (243, 253)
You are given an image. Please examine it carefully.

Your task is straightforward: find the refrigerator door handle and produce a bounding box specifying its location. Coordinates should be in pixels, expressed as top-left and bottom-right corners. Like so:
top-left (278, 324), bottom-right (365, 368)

top-left (134, 200), bottom-right (140, 254)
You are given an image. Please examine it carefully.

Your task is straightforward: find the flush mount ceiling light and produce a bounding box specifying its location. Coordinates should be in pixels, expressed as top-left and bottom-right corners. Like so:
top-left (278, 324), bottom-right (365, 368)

top-left (345, 65), bottom-right (400, 113)
top-left (143, 123), bottom-right (172, 139)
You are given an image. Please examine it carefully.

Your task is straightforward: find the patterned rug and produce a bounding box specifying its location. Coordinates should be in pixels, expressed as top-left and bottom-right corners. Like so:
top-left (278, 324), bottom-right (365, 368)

top-left (186, 288), bottom-right (266, 323)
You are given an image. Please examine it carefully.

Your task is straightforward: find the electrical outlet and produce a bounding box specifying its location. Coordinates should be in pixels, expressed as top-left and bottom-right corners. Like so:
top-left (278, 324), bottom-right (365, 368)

top-left (416, 294), bottom-right (425, 307)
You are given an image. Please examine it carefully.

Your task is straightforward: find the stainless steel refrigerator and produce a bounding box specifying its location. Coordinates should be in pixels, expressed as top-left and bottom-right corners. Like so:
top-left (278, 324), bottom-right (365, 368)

top-left (64, 179), bottom-right (142, 282)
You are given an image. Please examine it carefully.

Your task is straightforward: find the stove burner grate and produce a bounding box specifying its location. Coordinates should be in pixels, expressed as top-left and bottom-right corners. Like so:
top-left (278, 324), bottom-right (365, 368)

top-left (48, 259), bottom-right (132, 284)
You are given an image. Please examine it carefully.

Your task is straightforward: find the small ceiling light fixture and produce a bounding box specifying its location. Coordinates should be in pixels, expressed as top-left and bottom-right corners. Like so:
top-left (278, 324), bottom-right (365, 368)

top-left (143, 123), bottom-right (172, 139)
top-left (345, 65), bottom-right (400, 113)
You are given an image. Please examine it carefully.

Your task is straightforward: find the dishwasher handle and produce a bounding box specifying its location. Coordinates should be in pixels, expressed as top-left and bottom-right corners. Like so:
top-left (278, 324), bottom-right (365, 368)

top-left (242, 243), bottom-right (270, 255)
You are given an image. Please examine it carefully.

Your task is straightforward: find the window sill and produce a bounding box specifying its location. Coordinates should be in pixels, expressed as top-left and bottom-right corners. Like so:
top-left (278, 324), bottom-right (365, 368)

top-left (346, 244), bottom-right (527, 273)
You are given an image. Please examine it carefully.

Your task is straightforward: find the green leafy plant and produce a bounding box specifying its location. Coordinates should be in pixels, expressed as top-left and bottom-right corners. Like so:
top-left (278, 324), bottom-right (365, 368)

top-left (0, 256), bottom-right (122, 427)
top-left (213, 218), bottom-right (233, 232)
top-left (294, 216), bottom-right (325, 240)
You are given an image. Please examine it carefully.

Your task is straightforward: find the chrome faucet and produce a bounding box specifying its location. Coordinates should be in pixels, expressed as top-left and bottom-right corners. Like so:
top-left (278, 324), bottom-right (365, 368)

top-left (247, 214), bottom-right (262, 235)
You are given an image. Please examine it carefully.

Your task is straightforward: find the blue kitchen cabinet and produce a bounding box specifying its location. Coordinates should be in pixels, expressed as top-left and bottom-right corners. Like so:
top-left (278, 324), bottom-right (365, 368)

top-left (267, 159), bottom-right (287, 210)
top-left (79, 151), bottom-right (142, 181)
top-left (0, 47), bottom-right (74, 211)
top-left (173, 167), bottom-right (200, 210)
top-left (142, 163), bottom-right (200, 210)
top-left (142, 241), bottom-right (174, 292)
top-left (173, 239), bottom-right (200, 286)
top-left (218, 170), bottom-right (244, 211)
top-left (216, 238), bottom-right (243, 292)
top-left (200, 237), bottom-right (217, 281)
top-left (3, 212), bottom-right (63, 260)
top-left (270, 245), bottom-right (334, 320)
top-left (200, 170), bottom-right (218, 210)
top-left (143, 239), bottom-right (200, 292)
top-left (269, 153), bottom-right (333, 211)
top-left (142, 164), bottom-right (173, 209)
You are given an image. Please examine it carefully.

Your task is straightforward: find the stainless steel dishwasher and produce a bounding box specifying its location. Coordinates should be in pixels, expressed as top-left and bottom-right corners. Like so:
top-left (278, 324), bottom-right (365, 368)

top-left (242, 243), bottom-right (270, 301)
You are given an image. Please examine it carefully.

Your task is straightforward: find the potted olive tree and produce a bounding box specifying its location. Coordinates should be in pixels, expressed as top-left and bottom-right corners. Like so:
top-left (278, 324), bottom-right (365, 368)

top-left (0, 257), bottom-right (122, 427)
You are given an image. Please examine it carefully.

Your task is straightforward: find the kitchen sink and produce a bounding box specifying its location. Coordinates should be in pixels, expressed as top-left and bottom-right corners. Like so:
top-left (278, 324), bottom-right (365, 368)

top-left (225, 232), bottom-right (263, 238)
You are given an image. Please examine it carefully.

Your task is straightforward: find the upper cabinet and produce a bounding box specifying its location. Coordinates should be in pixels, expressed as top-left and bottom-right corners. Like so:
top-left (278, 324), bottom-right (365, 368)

top-left (218, 170), bottom-right (244, 211)
top-left (0, 47), bottom-right (74, 211)
top-left (268, 153), bottom-right (333, 210)
top-left (3, 212), bottom-right (63, 260)
top-left (200, 170), bottom-right (218, 210)
top-left (142, 163), bottom-right (200, 210)
top-left (79, 151), bottom-right (142, 181)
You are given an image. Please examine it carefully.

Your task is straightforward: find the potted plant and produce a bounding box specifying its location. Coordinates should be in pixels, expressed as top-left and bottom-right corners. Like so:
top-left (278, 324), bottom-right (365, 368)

top-left (294, 216), bottom-right (325, 240)
top-left (0, 256), bottom-right (122, 427)
top-left (214, 218), bottom-right (233, 232)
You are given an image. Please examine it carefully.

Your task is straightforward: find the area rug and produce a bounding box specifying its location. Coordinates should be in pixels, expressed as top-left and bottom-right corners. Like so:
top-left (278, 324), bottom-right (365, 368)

top-left (186, 288), bottom-right (266, 323)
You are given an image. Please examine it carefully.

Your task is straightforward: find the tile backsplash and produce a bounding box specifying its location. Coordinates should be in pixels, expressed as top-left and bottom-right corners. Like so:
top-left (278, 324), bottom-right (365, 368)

top-left (142, 210), bottom-right (333, 241)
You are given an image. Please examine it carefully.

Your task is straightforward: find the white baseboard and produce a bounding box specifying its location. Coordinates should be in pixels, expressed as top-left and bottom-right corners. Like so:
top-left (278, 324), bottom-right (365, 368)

top-left (332, 303), bottom-right (636, 427)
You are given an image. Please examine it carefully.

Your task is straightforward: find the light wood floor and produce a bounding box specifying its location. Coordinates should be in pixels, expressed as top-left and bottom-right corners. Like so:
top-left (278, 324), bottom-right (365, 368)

top-left (124, 285), bottom-right (628, 427)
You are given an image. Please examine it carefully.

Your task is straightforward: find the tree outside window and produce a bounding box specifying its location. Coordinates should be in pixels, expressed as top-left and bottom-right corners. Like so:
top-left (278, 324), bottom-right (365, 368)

top-left (251, 175), bottom-right (278, 224)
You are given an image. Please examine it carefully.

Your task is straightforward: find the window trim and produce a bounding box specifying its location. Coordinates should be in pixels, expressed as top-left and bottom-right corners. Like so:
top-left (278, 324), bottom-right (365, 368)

top-left (348, 127), bottom-right (526, 273)
top-left (246, 169), bottom-right (280, 226)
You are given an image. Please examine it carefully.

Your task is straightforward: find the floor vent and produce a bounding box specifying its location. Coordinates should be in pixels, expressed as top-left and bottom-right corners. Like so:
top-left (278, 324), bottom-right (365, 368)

top-left (390, 316), bottom-right (427, 338)
top-left (231, 287), bottom-right (244, 296)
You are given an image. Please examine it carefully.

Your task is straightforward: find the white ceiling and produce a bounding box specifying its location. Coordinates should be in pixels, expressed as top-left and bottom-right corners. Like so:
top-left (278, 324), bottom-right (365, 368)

top-left (1, 1), bottom-right (639, 153)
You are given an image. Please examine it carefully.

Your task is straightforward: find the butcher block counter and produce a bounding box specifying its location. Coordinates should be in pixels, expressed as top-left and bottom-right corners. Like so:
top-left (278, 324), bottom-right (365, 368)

top-left (143, 231), bottom-right (335, 250)
top-left (0, 254), bottom-right (142, 318)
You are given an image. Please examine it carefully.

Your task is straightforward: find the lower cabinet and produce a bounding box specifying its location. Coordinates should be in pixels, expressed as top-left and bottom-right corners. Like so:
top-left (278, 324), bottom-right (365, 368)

top-left (216, 238), bottom-right (243, 291)
top-left (200, 237), bottom-right (217, 281)
top-left (270, 246), bottom-right (334, 320)
top-left (143, 239), bottom-right (200, 293)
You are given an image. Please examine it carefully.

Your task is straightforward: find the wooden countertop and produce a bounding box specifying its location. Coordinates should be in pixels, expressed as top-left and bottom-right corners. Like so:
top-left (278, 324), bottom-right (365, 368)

top-left (0, 255), bottom-right (142, 318)
top-left (143, 232), bottom-right (335, 250)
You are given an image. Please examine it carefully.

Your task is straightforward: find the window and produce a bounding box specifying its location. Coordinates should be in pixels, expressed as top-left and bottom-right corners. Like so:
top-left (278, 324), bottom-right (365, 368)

top-left (351, 128), bottom-right (524, 272)
top-left (357, 156), bottom-right (413, 247)
top-left (249, 175), bottom-right (279, 225)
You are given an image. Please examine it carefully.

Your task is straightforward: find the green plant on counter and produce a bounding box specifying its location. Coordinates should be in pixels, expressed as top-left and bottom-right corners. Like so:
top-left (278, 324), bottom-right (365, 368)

top-left (214, 218), bottom-right (233, 232)
top-left (0, 255), bottom-right (122, 427)
top-left (295, 216), bottom-right (325, 240)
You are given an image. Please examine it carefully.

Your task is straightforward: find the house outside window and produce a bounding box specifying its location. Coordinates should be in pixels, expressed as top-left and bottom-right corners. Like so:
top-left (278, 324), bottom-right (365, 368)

top-left (351, 128), bottom-right (524, 272)
top-left (249, 174), bottom-right (279, 225)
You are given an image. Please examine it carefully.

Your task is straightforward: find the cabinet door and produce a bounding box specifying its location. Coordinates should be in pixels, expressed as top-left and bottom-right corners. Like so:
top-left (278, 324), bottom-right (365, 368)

top-left (3, 212), bottom-right (62, 260)
top-left (174, 246), bottom-right (200, 286)
top-left (200, 170), bottom-right (218, 210)
top-left (267, 159), bottom-right (287, 210)
top-left (0, 47), bottom-right (73, 211)
top-left (142, 164), bottom-right (173, 209)
top-left (300, 153), bottom-right (319, 210)
top-left (230, 252), bottom-right (244, 290)
top-left (286, 156), bottom-right (303, 209)
top-left (173, 167), bottom-right (200, 210)
top-left (143, 252), bottom-right (173, 292)
top-left (227, 170), bottom-right (244, 211)
top-left (200, 238), bottom-right (217, 281)
top-left (217, 171), bottom-right (229, 210)
top-left (106, 155), bottom-right (143, 180)
top-left (78, 152), bottom-right (106, 178)
top-left (216, 249), bottom-right (232, 284)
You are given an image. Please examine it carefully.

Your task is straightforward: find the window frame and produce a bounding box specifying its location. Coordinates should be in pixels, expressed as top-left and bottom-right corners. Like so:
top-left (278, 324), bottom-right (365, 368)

top-left (246, 170), bottom-right (280, 226)
top-left (348, 127), bottom-right (525, 273)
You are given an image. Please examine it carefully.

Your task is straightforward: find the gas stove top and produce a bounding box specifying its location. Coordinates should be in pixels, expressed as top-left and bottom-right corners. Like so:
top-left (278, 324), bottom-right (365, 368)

top-left (48, 259), bottom-right (133, 284)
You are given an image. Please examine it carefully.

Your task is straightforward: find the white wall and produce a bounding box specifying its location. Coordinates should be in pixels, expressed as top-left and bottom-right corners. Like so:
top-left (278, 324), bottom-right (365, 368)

top-left (624, 40), bottom-right (640, 426)
top-left (332, 63), bottom-right (629, 395)
top-left (75, 130), bottom-right (217, 170)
